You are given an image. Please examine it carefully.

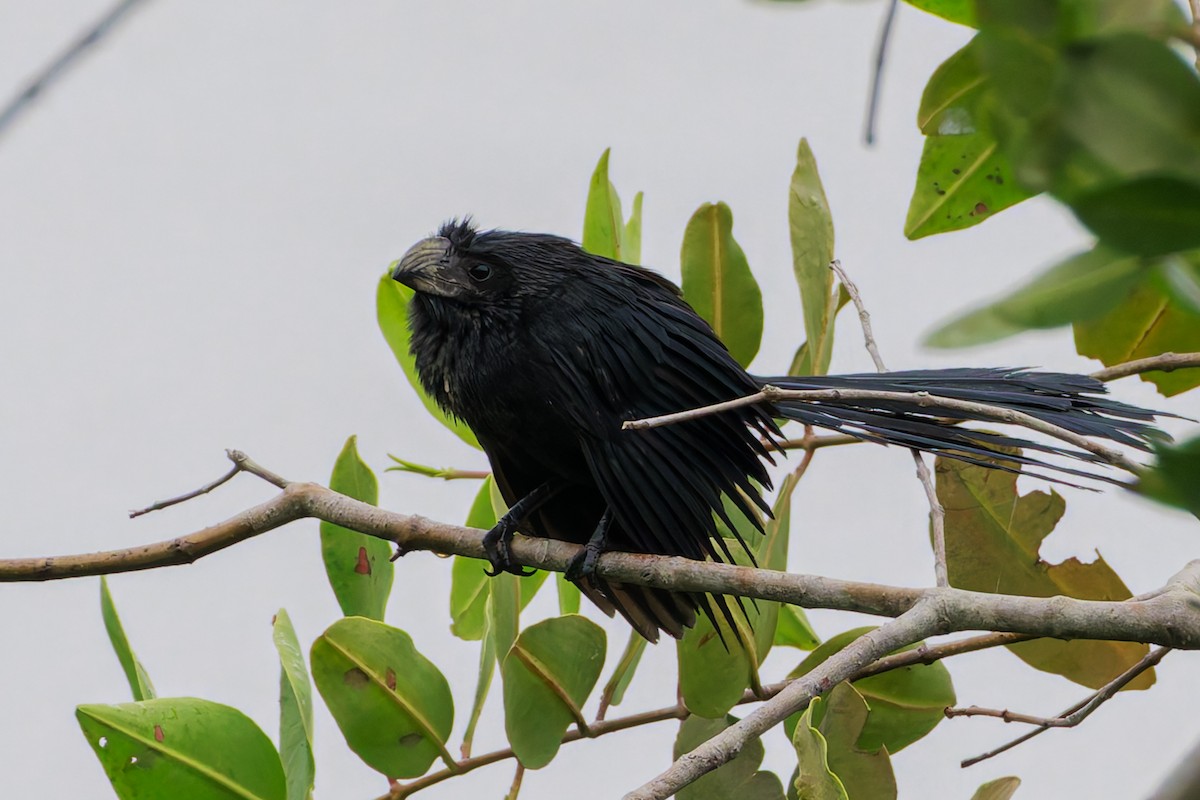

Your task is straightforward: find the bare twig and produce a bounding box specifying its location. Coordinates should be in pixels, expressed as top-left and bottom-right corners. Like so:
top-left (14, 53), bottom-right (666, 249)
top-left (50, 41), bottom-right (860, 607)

top-left (1090, 352), bottom-right (1200, 383)
top-left (863, 0), bottom-right (900, 145)
top-left (129, 462), bottom-right (240, 518)
top-left (829, 261), bottom-right (885, 373)
top-left (829, 259), bottom-right (949, 586)
top-left (0, 0), bottom-right (152, 139)
top-left (625, 386), bottom-right (1143, 474)
top-left (953, 646), bottom-right (1171, 767)
top-left (768, 433), bottom-right (862, 452)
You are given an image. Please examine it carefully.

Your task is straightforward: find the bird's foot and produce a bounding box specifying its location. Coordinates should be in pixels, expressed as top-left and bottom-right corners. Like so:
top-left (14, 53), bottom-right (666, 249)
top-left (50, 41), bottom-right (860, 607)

top-left (565, 542), bottom-right (604, 582)
top-left (482, 523), bottom-right (536, 577)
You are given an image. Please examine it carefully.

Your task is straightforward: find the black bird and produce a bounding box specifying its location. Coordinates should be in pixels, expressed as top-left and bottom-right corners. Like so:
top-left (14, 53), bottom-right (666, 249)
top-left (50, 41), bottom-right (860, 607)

top-left (392, 220), bottom-right (1163, 643)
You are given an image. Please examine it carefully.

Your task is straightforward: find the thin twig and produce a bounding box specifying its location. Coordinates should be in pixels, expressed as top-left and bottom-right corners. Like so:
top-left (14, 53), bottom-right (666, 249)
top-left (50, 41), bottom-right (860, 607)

top-left (863, 0), bottom-right (900, 145)
top-left (0, 0), bottom-right (151, 139)
top-left (767, 433), bottom-right (863, 452)
top-left (829, 261), bottom-right (886, 373)
top-left (129, 463), bottom-right (241, 518)
top-left (504, 764), bottom-right (525, 800)
top-left (626, 386), bottom-right (1143, 474)
top-left (954, 646), bottom-right (1172, 767)
top-left (829, 259), bottom-right (949, 587)
top-left (1090, 352), bottom-right (1200, 383)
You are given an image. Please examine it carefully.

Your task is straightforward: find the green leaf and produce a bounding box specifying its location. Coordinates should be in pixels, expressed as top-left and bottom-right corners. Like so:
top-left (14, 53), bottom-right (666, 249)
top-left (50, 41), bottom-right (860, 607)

top-left (936, 454), bottom-right (1155, 690)
top-left (811, 684), bottom-right (897, 800)
top-left (598, 630), bottom-right (648, 712)
top-left (461, 602), bottom-right (498, 758)
top-left (450, 479), bottom-right (501, 641)
top-left (926, 245), bottom-right (1144, 347)
top-left (774, 605), bottom-right (820, 651)
top-left (99, 577), bottom-right (156, 702)
top-left (77, 698), bottom-right (286, 800)
top-left (675, 715), bottom-right (785, 800)
top-left (677, 538), bottom-right (762, 718)
top-left (1070, 176), bottom-right (1200, 257)
top-left (785, 628), bottom-right (955, 753)
top-left (789, 285), bottom-right (852, 376)
top-left (903, 0), bottom-right (976, 27)
top-left (752, 471), bottom-right (804, 661)
top-left (624, 191), bottom-right (644, 265)
top-left (582, 148), bottom-right (625, 261)
top-left (556, 573), bottom-right (582, 615)
top-left (788, 138), bottom-right (837, 376)
top-left (971, 776), bottom-right (1022, 800)
top-left (906, 38), bottom-right (1035, 238)
top-left (790, 697), bottom-right (847, 800)
top-left (680, 201), bottom-right (764, 368)
top-left (1075, 268), bottom-right (1200, 396)
top-left (320, 436), bottom-right (393, 621)
top-left (1139, 435), bottom-right (1200, 518)
top-left (502, 615), bottom-right (606, 769)
top-left (376, 275), bottom-right (480, 448)
top-left (310, 617), bottom-right (454, 778)
top-left (273, 609), bottom-right (314, 800)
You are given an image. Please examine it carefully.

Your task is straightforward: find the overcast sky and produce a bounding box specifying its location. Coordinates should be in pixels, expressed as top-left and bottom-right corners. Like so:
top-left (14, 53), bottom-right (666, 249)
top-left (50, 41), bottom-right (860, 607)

top-left (1, 2), bottom-right (1197, 798)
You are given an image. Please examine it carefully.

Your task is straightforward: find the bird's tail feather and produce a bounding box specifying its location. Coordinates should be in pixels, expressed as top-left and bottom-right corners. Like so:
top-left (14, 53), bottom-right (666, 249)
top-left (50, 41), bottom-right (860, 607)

top-left (757, 368), bottom-right (1169, 485)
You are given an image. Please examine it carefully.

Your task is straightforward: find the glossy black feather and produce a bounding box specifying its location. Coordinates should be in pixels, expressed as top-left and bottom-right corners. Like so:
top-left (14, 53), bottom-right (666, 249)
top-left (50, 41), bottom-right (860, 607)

top-left (399, 220), bottom-right (1166, 642)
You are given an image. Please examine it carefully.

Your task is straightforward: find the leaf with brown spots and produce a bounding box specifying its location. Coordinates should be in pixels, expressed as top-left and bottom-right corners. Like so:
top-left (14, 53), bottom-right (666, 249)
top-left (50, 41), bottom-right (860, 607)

top-left (311, 617), bottom-right (455, 779)
top-left (320, 436), bottom-right (394, 621)
top-left (936, 454), bottom-right (1154, 690)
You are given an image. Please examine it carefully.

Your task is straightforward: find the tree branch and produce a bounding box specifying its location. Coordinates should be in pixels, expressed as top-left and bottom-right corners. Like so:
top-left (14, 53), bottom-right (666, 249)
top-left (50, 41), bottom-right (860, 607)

top-left (0, 0), bottom-right (152, 140)
top-left (951, 646), bottom-right (1171, 767)
top-left (1089, 352), bottom-right (1200, 383)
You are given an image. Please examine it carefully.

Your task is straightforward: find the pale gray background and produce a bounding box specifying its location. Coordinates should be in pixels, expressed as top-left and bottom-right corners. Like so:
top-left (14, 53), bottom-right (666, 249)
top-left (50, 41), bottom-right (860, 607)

top-left (1, 2), bottom-right (1197, 798)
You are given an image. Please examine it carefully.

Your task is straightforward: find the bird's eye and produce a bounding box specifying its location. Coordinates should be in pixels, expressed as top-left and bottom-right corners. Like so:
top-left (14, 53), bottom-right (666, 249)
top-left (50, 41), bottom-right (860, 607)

top-left (467, 263), bottom-right (493, 282)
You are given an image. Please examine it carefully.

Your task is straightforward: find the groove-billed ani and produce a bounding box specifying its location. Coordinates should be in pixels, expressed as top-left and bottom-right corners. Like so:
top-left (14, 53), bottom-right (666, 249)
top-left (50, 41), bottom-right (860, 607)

top-left (392, 220), bottom-right (1163, 643)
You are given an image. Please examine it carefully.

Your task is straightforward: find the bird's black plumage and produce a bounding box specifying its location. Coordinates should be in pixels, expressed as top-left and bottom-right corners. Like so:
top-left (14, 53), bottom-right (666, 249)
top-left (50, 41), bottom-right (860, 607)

top-left (392, 220), bottom-right (1165, 642)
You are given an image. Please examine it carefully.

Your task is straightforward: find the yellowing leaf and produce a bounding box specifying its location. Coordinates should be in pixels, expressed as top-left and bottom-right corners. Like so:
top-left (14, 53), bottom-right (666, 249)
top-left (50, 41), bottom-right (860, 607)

top-left (936, 455), bottom-right (1154, 690)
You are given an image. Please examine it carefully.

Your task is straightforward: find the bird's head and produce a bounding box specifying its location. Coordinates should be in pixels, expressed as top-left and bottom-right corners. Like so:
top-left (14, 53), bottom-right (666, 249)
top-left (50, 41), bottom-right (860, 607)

top-left (390, 219), bottom-right (575, 306)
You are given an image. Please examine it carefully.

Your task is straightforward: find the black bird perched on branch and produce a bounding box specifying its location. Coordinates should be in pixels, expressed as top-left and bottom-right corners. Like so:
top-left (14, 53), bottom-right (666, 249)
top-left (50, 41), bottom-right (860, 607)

top-left (392, 220), bottom-right (1163, 643)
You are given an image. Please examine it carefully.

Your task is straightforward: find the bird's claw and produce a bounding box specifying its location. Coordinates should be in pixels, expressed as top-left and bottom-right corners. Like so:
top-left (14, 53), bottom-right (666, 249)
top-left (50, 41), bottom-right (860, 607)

top-left (482, 524), bottom-right (535, 577)
top-left (565, 544), bottom-right (602, 582)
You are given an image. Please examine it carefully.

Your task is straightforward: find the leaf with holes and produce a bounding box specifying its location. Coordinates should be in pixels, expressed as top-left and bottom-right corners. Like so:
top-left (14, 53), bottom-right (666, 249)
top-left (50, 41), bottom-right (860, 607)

top-left (501, 615), bottom-right (606, 768)
top-left (906, 38), bottom-right (1034, 239)
top-left (100, 577), bottom-right (156, 702)
top-left (937, 454), bottom-right (1154, 690)
top-left (681, 201), bottom-right (763, 368)
top-left (785, 627), bottom-right (955, 753)
top-left (310, 617), bottom-right (454, 778)
top-left (675, 715), bottom-right (785, 800)
top-left (273, 609), bottom-right (314, 800)
top-left (320, 436), bottom-right (393, 621)
top-left (77, 698), bottom-right (286, 800)
top-left (377, 276), bottom-right (480, 448)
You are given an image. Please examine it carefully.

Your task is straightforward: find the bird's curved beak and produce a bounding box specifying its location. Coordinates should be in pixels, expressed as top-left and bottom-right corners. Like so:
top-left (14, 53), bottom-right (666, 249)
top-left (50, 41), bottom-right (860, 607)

top-left (391, 236), bottom-right (462, 297)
